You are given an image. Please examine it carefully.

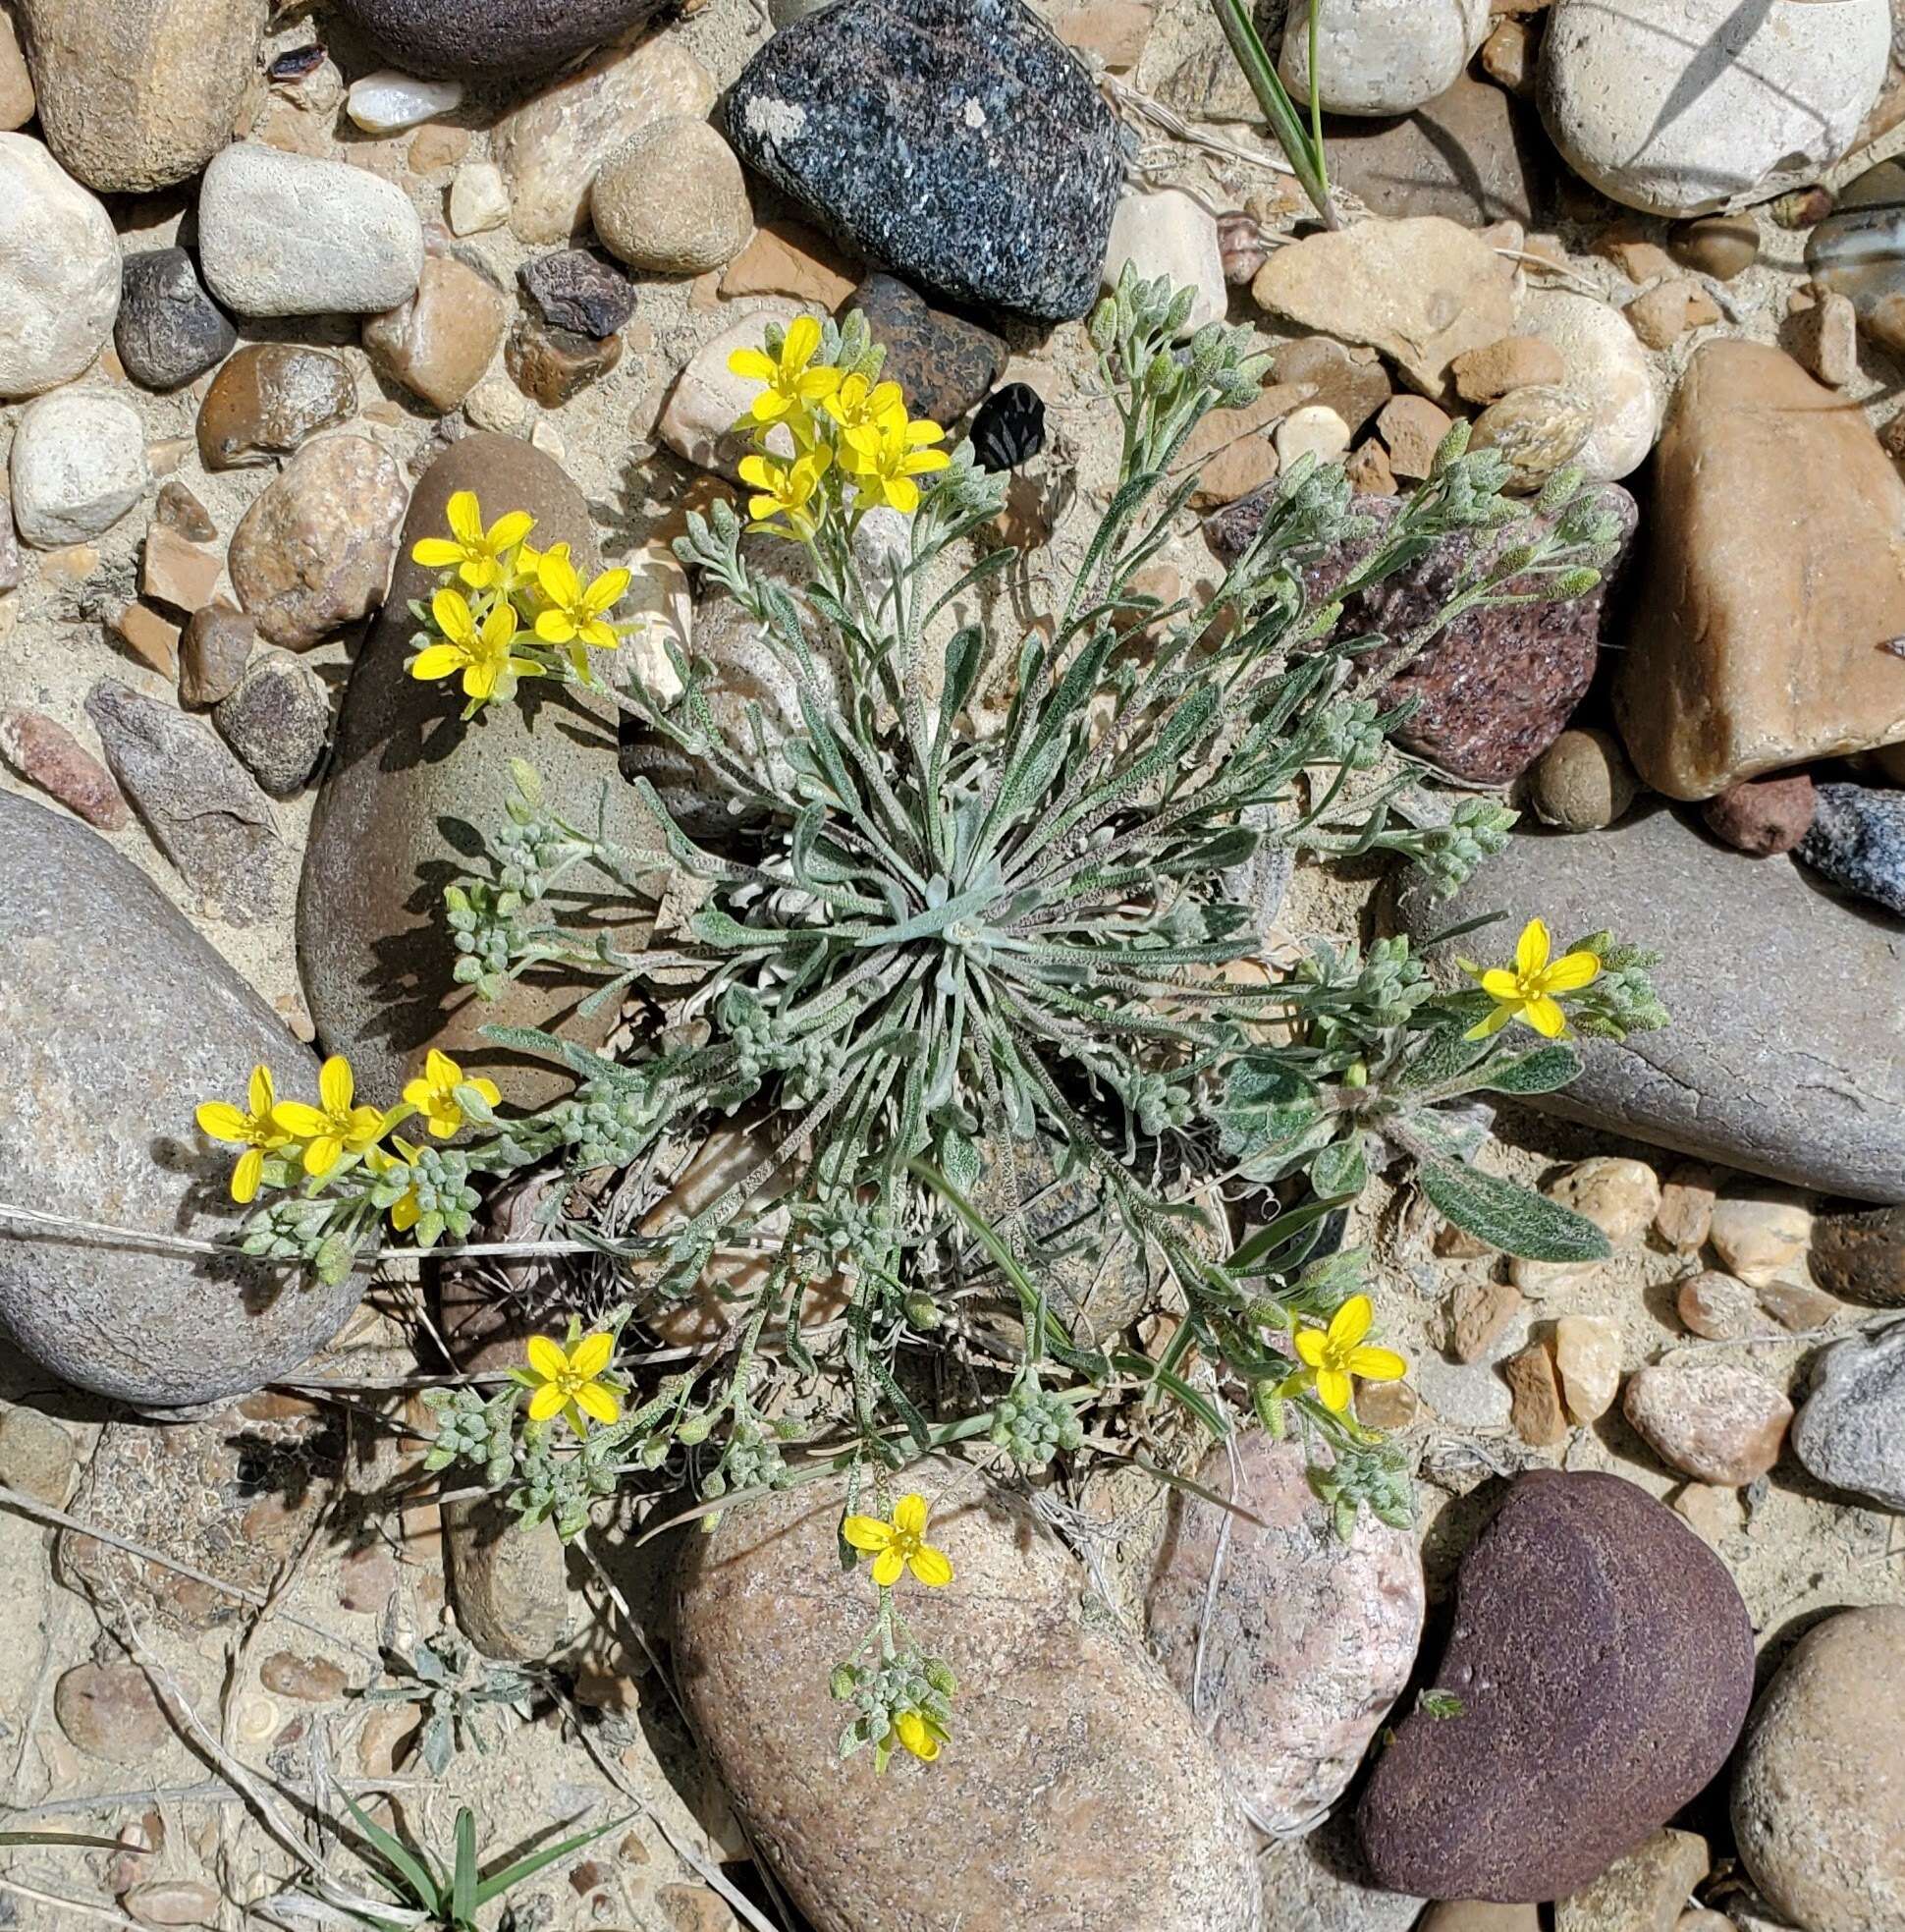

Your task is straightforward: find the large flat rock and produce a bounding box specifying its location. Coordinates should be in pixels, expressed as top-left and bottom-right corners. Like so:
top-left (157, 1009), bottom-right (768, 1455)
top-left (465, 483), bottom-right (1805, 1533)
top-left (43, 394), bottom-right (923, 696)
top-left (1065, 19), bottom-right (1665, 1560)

top-left (1394, 804), bottom-right (1905, 1201)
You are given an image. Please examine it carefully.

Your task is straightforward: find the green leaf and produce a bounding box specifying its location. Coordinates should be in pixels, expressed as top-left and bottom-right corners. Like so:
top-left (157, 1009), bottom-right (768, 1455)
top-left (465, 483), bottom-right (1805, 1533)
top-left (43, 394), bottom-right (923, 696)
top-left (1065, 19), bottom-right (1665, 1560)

top-left (1212, 1059), bottom-right (1324, 1165)
top-left (451, 1809), bottom-right (477, 1929)
top-left (1472, 1041), bottom-right (1583, 1095)
top-left (936, 623), bottom-right (984, 747)
top-left (339, 1787), bottom-right (441, 1916)
top-left (1311, 1135), bottom-right (1367, 1198)
top-left (471, 1814), bottom-right (628, 1909)
top-left (1418, 1159), bottom-right (1610, 1263)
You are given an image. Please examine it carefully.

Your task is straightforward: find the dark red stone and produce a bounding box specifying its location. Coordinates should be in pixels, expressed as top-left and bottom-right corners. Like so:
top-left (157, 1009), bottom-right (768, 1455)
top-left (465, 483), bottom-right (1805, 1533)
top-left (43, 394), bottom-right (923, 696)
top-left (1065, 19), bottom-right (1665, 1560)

top-left (843, 273), bottom-right (1006, 425)
top-left (1206, 485), bottom-right (1638, 785)
top-left (1703, 771), bottom-right (1817, 855)
top-left (1355, 1469), bottom-right (1753, 1903)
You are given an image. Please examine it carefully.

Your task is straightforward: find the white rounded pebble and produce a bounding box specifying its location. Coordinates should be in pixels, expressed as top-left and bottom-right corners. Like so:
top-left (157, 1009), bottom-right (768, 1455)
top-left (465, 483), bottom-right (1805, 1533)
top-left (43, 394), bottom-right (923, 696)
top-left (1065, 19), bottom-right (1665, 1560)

top-left (449, 159), bottom-right (511, 237)
top-left (9, 389), bottom-right (148, 548)
top-left (1514, 287), bottom-right (1657, 482)
top-left (197, 143), bottom-right (424, 318)
top-left (0, 134), bottom-right (121, 400)
top-left (1102, 188), bottom-right (1226, 338)
top-left (1276, 403), bottom-right (1352, 468)
top-left (346, 68), bottom-right (463, 135)
top-left (1280, 0), bottom-right (1490, 117)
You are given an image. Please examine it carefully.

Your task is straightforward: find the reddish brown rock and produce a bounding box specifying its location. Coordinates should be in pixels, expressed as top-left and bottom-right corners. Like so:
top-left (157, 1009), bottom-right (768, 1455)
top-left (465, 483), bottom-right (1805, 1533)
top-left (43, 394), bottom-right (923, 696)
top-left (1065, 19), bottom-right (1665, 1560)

top-left (1702, 772), bottom-right (1816, 856)
top-left (0, 704), bottom-right (127, 828)
top-left (362, 254), bottom-right (507, 413)
top-left (1357, 1470), bottom-right (1755, 1903)
top-left (196, 344), bottom-right (355, 471)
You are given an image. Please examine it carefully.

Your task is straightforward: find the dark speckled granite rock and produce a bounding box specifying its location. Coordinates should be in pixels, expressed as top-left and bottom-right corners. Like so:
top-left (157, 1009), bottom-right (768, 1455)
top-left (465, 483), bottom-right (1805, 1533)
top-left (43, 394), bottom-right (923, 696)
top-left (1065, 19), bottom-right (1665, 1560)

top-left (846, 273), bottom-right (1005, 423)
top-left (726, 0), bottom-right (1124, 321)
top-left (328, 0), bottom-right (667, 79)
top-left (1796, 781), bottom-right (1905, 917)
top-left (1357, 1470), bottom-right (1754, 1904)
top-left (1207, 486), bottom-right (1637, 784)
top-left (1812, 1202), bottom-right (1905, 1307)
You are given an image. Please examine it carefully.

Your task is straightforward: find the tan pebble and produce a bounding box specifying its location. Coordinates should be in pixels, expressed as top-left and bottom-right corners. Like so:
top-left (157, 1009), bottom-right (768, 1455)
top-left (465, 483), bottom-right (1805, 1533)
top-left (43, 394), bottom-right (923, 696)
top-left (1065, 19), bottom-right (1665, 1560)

top-left (1787, 287), bottom-right (1858, 388)
top-left (1554, 1313), bottom-right (1621, 1423)
top-left (40, 543), bottom-right (100, 581)
top-left (1192, 433), bottom-right (1279, 507)
top-left (1656, 1161), bottom-right (1719, 1251)
top-left (1054, 0), bottom-right (1155, 71)
top-left (1468, 383), bottom-right (1592, 492)
top-left (1623, 1354), bottom-right (1792, 1486)
top-left (1710, 1189), bottom-right (1813, 1287)
top-left (408, 123), bottom-right (470, 173)
top-left (1275, 403), bottom-right (1350, 468)
top-left (1451, 334), bottom-right (1565, 404)
top-left (530, 416), bottom-right (567, 461)
top-left (111, 602), bottom-right (183, 676)
top-left (1677, 1270), bottom-right (1767, 1341)
top-left (1354, 1379), bottom-right (1421, 1432)
top-left (1510, 1253), bottom-right (1599, 1296)
top-left (1378, 394), bottom-right (1453, 479)
top-left (1756, 1278), bottom-right (1843, 1331)
top-left (1673, 1482), bottom-right (1739, 1551)
top-left (1447, 1275), bottom-right (1524, 1363)
top-left (1505, 1340), bottom-right (1569, 1446)
top-left (1595, 224), bottom-right (1676, 282)
top-left (1546, 1155), bottom-right (1660, 1245)
top-left (1624, 279), bottom-right (1720, 351)
top-left (146, 436), bottom-right (193, 478)
top-left (141, 526), bottom-right (223, 614)
top-left (717, 218), bottom-right (858, 307)
top-left (1480, 16), bottom-right (1538, 94)
top-left (1670, 214), bottom-right (1758, 281)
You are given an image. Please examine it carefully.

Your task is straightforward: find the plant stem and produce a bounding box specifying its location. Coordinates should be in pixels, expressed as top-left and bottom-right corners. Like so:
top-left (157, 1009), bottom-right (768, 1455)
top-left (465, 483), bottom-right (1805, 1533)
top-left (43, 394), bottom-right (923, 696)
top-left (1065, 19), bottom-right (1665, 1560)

top-left (1212, 0), bottom-right (1340, 231)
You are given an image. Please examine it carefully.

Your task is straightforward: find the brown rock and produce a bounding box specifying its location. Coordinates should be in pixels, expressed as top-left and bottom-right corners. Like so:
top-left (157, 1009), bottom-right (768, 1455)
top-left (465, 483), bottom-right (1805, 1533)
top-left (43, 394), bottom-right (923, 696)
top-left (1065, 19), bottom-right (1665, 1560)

top-left (363, 254), bottom-right (507, 413)
top-left (1553, 1827), bottom-right (1710, 1932)
top-left (1148, 1430), bottom-right (1424, 1834)
top-left (675, 1459), bottom-right (1257, 1932)
top-left (1054, 0), bottom-right (1154, 70)
top-left (259, 1651), bottom-right (350, 1702)
top-left (1468, 382), bottom-right (1592, 491)
top-left (1702, 772), bottom-right (1816, 855)
top-left (1179, 381), bottom-right (1312, 508)
top-left (1624, 279), bottom-right (1721, 350)
top-left (845, 272), bottom-right (1005, 424)
top-left (1612, 341), bottom-right (1905, 799)
top-left (1505, 1340), bottom-right (1569, 1446)
top-left (1480, 16), bottom-right (1538, 94)
top-left (1786, 286), bottom-right (1858, 388)
top-left (228, 433), bottom-right (408, 648)
top-left (1656, 1162), bottom-right (1719, 1252)
top-left (1757, 1277), bottom-right (1843, 1330)
top-left (1528, 726), bottom-right (1639, 831)
top-left (0, 1401), bottom-right (77, 1503)
top-left (111, 603), bottom-right (182, 676)
top-left (1345, 439), bottom-right (1395, 495)
top-left (0, 6), bottom-right (34, 130)
top-left (1217, 209), bottom-right (1268, 286)
top-left (0, 704), bottom-right (127, 828)
top-left (54, 1662), bottom-right (171, 1763)
top-left (196, 344), bottom-right (355, 470)
top-left (1451, 335), bottom-right (1564, 404)
top-left (1599, 233), bottom-right (1677, 283)
top-left (1811, 1201), bottom-right (1905, 1307)
top-left (1269, 336), bottom-right (1390, 434)
top-left (408, 123), bottom-right (468, 173)
top-left (1670, 215), bottom-right (1758, 281)
top-left (178, 604), bottom-right (254, 707)
top-left (1379, 394), bottom-right (1454, 478)
top-left (1251, 216), bottom-right (1515, 399)
top-left (719, 218), bottom-right (860, 307)
top-left (141, 524), bottom-right (222, 613)
top-left (153, 479), bottom-right (216, 542)
top-left (504, 317), bottom-right (622, 408)
top-left (1622, 1356), bottom-right (1792, 1486)
top-left (1448, 1276), bottom-right (1525, 1363)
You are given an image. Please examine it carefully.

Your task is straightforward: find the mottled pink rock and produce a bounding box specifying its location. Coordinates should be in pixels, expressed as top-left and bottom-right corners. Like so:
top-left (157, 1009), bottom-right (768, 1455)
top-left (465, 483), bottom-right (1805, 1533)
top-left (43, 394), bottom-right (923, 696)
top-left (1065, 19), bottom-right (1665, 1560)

top-left (0, 705), bottom-right (126, 828)
top-left (1702, 772), bottom-right (1816, 856)
top-left (1147, 1430), bottom-right (1424, 1834)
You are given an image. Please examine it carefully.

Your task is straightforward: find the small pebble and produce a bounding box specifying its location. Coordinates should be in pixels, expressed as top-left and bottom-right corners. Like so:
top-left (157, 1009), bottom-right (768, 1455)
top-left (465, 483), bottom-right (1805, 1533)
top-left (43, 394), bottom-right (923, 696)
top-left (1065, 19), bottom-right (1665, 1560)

top-left (0, 1401), bottom-right (79, 1503)
top-left (259, 1651), bottom-right (350, 1702)
top-left (0, 706), bottom-right (127, 829)
top-left (178, 606), bottom-right (255, 708)
top-left (1711, 1189), bottom-right (1815, 1287)
top-left (122, 1879), bottom-right (219, 1929)
top-left (141, 526), bottom-right (222, 614)
top-left (1529, 727), bottom-right (1639, 831)
top-left (362, 254), bottom-right (508, 414)
top-left (154, 480), bottom-right (216, 542)
top-left (346, 69), bottom-right (463, 135)
top-left (196, 345), bottom-right (355, 471)
top-left (1217, 210), bottom-right (1267, 287)
top-left (592, 116), bottom-right (752, 274)
top-left (214, 649), bottom-right (331, 795)
top-left (1787, 287), bottom-right (1858, 387)
top-left (1703, 772), bottom-right (1816, 856)
top-left (1676, 1271), bottom-right (1768, 1342)
top-left (1446, 1276), bottom-right (1525, 1364)
top-left (115, 248), bottom-right (236, 392)
top-left (1656, 1162), bottom-right (1719, 1252)
top-left (1345, 440), bottom-right (1394, 495)
top-left (1756, 1278), bottom-right (1842, 1332)
top-left (449, 159), bottom-right (511, 236)
top-left (1624, 280), bottom-right (1721, 350)
top-left (1101, 187), bottom-right (1225, 339)
top-left (112, 604), bottom-right (183, 676)
top-left (9, 390), bottom-right (149, 548)
top-left (1670, 214), bottom-right (1759, 280)
top-left (1791, 1322), bottom-right (1905, 1509)
top-left (1468, 383), bottom-right (1593, 492)
top-left (517, 250), bottom-right (636, 339)
top-left (505, 319), bottom-right (623, 408)
top-left (1623, 1354), bottom-right (1792, 1486)
top-left (1379, 395), bottom-right (1453, 479)
top-left (1505, 1340), bottom-right (1570, 1447)
top-left (1772, 185), bottom-right (1833, 228)
top-left (55, 1663), bottom-right (170, 1763)
top-left (1548, 1155), bottom-right (1661, 1245)
top-left (1795, 781), bottom-right (1905, 917)
top-left (1451, 334), bottom-right (1565, 405)
top-left (1554, 1314), bottom-right (1621, 1424)
top-left (1275, 403), bottom-right (1350, 469)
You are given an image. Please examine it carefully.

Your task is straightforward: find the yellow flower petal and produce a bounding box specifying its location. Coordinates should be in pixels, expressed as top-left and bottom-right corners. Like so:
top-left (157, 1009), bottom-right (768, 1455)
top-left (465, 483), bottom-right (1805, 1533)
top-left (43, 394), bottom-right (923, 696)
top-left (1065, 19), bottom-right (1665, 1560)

top-left (446, 490), bottom-right (483, 545)
top-left (1515, 917), bottom-right (1551, 980)
top-left (841, 1515), bottom-right (895, 1553)
top-left (895, 1710), bottom-right (940, 1762)
top-left (1346, 1345), bottom-right (1408, 1383)
top-left (728, 348), bottom-right (777, 383)
top-left (1314, 1366), bottom-right (1353, 1412)
top-left (232, 1146), bottom-right (264, 1204)
top-left (431, 587), bottom-right (475, 643)
top-left (318, 1056), bottom-right (354, 1114)
top-left (390, 1193), bottom-right (419, 1232)
top-left (1329, 1294), bottom-right (1374, 1351)
top-left (536, 608), bottom-right (579, 645)
top-left (1479, 968), bottom-right (1522, 1002)
top-left (582, 568), bottom-right (630, 616)
top-left (196, 1100), bottom-right (250, 1142)
top-left (247, 1065), bottom-right (275, 1117)
top-left (1524, 994), bottom-right (1567, 1038)
top-left (487, 510), bottom-right (534, 551)
top-left (525, 1335), bottom-right (570, 1381)
top-left (271, 1100), bottom-right (329, 1137)
top-left (892, 1493), bottom-right (929, 1538)
top-left (410, 642), bottom-right (467, 682)
top-left (572, 1380), bottom-right (620, 1424)
top-left (871, 1545), bottom-right (905, 1588)
top-left (570, 1331), bottom-right (614, 1378)
top-left (908, 1543), bottom-right (952, 1588)
top-left (468, 1077), bottom-right (501, 1107)
top-left (783, 315), bottom-right (820, 372)
top-left (1540, 950), bottom-right (1601, 994)
top-left (412, 535), bottom-right (463, 569)
top-left (1293, 1328), bottom-right (1328, 1368)
top-left (303, 1134), bottom-right (343, 1178)
top-left (884, 475), bottom-right (920, 514)
top-left (526, 1382), bottom-right (566, 1421)
top-left (1463, 1004), bottom-right (1516, 1042)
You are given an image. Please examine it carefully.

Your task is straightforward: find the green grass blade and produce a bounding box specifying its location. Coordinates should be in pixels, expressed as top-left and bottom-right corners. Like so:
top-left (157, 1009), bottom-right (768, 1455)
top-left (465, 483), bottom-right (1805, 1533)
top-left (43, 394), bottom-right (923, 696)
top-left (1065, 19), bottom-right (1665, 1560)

top-left (471, 1815), bottom-right (629, 1909)
top-left (338, 1788), bottom-right (442, 1917)
top-left (1211, 0), bottom-right (1337, 228)
top-left (451, 1810), bottom-right (477, 1929)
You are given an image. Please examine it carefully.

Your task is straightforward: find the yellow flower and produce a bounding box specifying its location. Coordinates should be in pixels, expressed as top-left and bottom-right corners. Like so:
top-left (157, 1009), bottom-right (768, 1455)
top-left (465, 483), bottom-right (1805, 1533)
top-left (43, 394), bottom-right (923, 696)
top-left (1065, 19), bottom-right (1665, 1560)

top-left (411, 588), bottom-right (543, 707)
top-left (1458, 917), bottom-right (1601, 1042)
top-left (728, 315), bottom-right (842, 429)
top-left (402, 1048), bottom-right (500, 1138)
top-left (195, 1064), bottom-right (295, 1204)
top-left (532, 550), bottom-right (630, 673)
top-left (411, 490), bottom-right (536, 591)
top-left (520, 1332), bottom-right (621, 1433)
top-left (1292, 1295), bottom-right (1408, 1413)
top-left (823, 372), bottom-right (904, 437)
top-left (367, 1136), bottom-right (424, 1232)
top-left (893, 1709), bottom-right (947, 1764)
top-left (738, 448), bottom-right (831, 541)
top-left (270, 1055), bottom-right (391, 1178)
top-left (838, 411), bottom-right (950, 515)
top-left (841, 1493), bottom-right (953, 1588)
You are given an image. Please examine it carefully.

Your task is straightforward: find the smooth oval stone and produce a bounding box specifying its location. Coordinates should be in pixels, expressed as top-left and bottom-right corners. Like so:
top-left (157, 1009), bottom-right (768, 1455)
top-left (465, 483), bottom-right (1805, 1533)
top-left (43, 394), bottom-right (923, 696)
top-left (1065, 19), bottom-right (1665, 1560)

top-left (299, 434), bottom-right (653, 1111)
top-left (1393, 805), bottom-right (1905, 1202)
top-left (1148, 1430), bottom-right (1424, 1834)
top-left (1731, 1606), bottom-right (1905, 1932)
top-left (0, 789), bottom-right (357, 1408)
top-left (115, 247), bottom-right (236, 392)
top-left (197, 344), bottom-right (355, 470)
top-left (328, 0), bottom-right (668, 80)
top-left (1811, 1202), bottom-right (1905, 1307)
top-left (1357, 1469), bottom-right (1754, 1903)
top-left (673, 1457), bottom-right (1258, 1932)
top-left (0, 133), bottom-right (121, 400)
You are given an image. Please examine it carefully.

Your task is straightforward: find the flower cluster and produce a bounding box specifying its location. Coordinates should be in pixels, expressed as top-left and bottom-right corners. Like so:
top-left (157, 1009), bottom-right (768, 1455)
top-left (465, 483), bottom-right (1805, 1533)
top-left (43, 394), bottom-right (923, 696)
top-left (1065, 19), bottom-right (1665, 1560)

top-left (729, 315), bottom-right (951, 538)
top-left (407, 489), bottom-right (632, 716)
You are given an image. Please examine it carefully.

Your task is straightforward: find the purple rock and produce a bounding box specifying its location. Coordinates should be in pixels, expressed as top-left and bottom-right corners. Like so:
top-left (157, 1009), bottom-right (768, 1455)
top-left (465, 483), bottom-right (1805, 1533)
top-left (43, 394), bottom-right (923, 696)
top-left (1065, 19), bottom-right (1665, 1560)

top-left (1356, 1469), bottom-right (1754, 1903)
top-left (1207, 486), bottom-right (1638, 785)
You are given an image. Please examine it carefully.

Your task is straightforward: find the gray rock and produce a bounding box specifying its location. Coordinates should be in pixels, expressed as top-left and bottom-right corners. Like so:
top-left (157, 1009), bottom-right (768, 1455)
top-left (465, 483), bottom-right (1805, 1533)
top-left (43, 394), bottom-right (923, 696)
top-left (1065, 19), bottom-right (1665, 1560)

top-left (1807, 157), bottom-right (1905, 357)
top-left (327, 0), bottom-right (668, 80)
top-left (674, 1456), bottom-right (1260, 1932)
top-left (726, 0), bottom-right (1124, 321)
top-left (0, 132), bottom-right (120, 399)
top-left (8, 389), bottom-right (148, 548)
top-left (1796, 781), bottom-right (1905, 918)
top-left (1791, 1319), bottom-right (1905, 1510)
top-left (197, 143), bottom-right (424, 318)
top-left (84, 679), bottom-right (279, 926)
top-left (444, 1497), bottom-right (571, 1660)
top-left (516, 249), bottom-right (633, 339)
top-left (214, 648), bottom-right (330, 796)
top-left (115, 248), bottom-right (236, 391)
top-left (179, 606), bottom-right (255, 708)
top-left (0, 1403), bottom-right (78, 1505)
top-left (1148, 1430), bottom-right (1424, 1835)
top-left (1393, 805), bottom-right (1905, 1202)
top-left (0, 790), bottom-right (356, 1408)
top-left (1258, 1810), bottom-right (1425, 1932)
top-left (299, 434), bottom-right (655, 1110)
